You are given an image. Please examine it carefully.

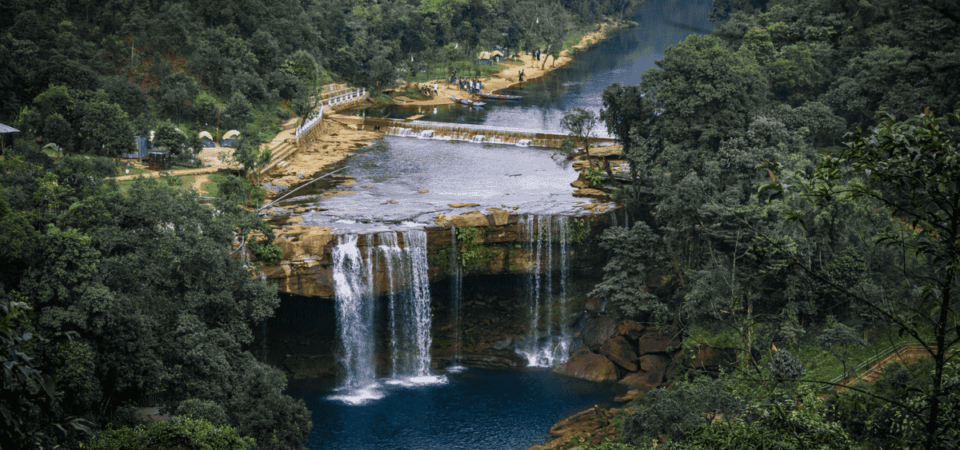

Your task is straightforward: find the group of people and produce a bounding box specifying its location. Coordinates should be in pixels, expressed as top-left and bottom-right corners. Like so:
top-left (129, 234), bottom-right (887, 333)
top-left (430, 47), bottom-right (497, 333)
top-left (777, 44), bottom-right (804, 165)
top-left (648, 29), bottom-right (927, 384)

top-left (449, 71), bottom-right (483, 95)
top-left (416, 82), bottom-right (438, 97)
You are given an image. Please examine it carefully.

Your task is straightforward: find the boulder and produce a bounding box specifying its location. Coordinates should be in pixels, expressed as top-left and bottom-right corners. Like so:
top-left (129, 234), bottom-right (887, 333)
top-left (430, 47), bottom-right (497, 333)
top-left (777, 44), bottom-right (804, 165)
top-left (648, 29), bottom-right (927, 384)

top-left (614, 389), bottom-right (643, 403)
top-left (636, 331), bottom-right (680, 355)
top-left (599, 336), bottom-right (638, 372)
top-left (637, 354), bottom-right (668, 373)
top-left (458, 350), bottom-right (527, 368)
top-left (553, 350), bottom-right (618, 382)
top-left (582, 316), bottom-right (618, 351)
top-left (616, 320), bottom-right (645, 341)
top-left (449, 211), bottom-right (490, 227)
top-left (619, 370), bottom-right (663, 391)
top-left (485, 207), bottom-right (510, 226)
top-left (491, 336), bottom-right (513, 350)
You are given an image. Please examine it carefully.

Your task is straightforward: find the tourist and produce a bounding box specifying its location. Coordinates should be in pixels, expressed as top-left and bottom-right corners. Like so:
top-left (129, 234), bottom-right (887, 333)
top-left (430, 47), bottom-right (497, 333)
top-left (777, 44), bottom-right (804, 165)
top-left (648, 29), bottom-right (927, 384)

top-left (519, 69), bottom-right (524, 82)
top-left (433, 82), bottom-right (438, 95)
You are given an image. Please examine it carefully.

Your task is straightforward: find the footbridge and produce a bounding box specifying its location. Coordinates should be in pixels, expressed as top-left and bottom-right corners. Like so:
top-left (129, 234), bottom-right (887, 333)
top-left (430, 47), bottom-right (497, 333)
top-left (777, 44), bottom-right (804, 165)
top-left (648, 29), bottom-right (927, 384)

top-left (332, 115), bottom-right (618, 148)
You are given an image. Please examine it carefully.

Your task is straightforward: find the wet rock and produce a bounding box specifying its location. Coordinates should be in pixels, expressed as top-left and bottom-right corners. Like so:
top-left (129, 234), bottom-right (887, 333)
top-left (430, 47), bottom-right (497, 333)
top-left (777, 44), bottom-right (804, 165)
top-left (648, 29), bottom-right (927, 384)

top-left (449, 211), bottom-right (490, 227)
top-left (458, 351), bottom-right (526, 368)
top-left (637, 354), bottom-right (668, 373)
top-left (419, 190), bottom-right (429, 193)
top-left (448, 203), bottom-right (480, 208)
top-left (491, 337), bottom-right (513, 350)
top-left (361, 185), bottom-right (373, 188)
top-left (582, 316), bottom-right (618, 351)
top-left (485, 207), bottom-right (510, 226)
top-left (619, 370), bottom-right (663, 391)
top-left (636, 331), bottom-right (681, 355)
top-left (553, 350), bottom-right (618, 382)
top-left (287, 216), bottom-right (304, 224)
top-left (573, 188), bottom-right (609, 200)
top-left (614, 389), bottom-right (643, 403)
top-left (617, 320), bottom-right (645, 341)
top-left (600, 336), bottom-right (638, 372)
top-left (294, 207), bottom-right (307, 213)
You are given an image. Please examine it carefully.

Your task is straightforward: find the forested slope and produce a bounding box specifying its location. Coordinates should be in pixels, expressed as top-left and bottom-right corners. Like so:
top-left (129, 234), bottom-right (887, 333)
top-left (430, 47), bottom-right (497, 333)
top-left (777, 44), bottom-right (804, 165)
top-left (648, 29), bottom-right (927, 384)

top-left (578, 0), bottom-right (960, 448)
top-left (0, 1), bottom-right (642, 449)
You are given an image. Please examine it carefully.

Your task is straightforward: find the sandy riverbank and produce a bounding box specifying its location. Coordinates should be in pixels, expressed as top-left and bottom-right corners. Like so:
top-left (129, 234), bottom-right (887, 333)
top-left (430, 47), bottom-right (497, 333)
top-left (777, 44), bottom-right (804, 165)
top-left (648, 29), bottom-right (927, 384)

top-left (392, 21), bottom-right (628, 108)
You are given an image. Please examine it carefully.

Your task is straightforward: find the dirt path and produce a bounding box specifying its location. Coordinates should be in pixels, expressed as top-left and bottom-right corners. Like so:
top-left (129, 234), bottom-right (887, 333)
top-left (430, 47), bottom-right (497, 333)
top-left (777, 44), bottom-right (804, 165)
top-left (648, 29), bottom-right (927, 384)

top-left (836, 345), bottom-right (935, 392)
top-left (113, 166), bottom-right (223, 182)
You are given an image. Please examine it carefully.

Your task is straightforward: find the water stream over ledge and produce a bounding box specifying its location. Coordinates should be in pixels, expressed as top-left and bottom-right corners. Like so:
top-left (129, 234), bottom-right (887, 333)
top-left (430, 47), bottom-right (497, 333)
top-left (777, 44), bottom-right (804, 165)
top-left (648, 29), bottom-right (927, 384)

top-left (273, 0), bottom-right (715, 447)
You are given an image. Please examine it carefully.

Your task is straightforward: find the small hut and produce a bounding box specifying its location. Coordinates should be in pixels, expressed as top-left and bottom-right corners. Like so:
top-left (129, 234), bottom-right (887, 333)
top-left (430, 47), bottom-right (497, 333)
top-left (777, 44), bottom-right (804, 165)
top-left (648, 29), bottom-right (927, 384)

top-left (477, 51), bottom-right (492, 65)
top-left (148, 150), bottom-right (171, 170)
top-left (220, 129), bottom-right (240, 148)
top-left (0, 122), bottom-right (19, 156)
top-left (199, 131), bottom-right (216, 148)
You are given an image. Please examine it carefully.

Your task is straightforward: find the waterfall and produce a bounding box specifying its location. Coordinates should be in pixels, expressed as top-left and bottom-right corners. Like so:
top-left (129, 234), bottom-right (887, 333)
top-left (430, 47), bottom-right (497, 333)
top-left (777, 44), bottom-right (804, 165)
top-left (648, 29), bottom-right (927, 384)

top-left (404, 231), bottom-right (433, 377)
top-left (450, 225), bottom-right (464, 366)
top-left (333, 234), bottom-right (376, 390)
top-left (331, 231), bottom-right (439, 403)
top-left (378, 232), bottom-right (402, 376)
top-left (470, 135), bottom-right (486, 143)
top-left (521, 215), bottom-right (572, 367)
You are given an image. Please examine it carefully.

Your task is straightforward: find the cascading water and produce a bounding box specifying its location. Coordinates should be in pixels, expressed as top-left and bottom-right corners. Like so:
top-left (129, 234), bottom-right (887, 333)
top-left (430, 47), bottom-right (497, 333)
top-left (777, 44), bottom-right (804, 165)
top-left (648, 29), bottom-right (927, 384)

top-left (331, 231), bottom-right (440, 403)
top-left (521, 215), bottom-right (572, 367)
top-left (449, 225), bottom-right (464, 368)
top-left (332, 234), bottom-right (376, 393)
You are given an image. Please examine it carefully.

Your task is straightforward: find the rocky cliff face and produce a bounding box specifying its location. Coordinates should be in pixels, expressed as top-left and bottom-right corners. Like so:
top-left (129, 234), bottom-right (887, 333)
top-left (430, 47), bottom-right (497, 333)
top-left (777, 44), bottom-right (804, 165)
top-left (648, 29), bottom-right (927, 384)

top-left (260, 210), bottom-right (614, 298)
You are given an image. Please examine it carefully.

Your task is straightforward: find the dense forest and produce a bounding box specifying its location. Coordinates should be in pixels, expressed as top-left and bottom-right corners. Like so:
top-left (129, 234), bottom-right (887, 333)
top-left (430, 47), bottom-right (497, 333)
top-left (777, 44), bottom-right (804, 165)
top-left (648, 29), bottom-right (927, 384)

top-left (577, 0), bottom-right (960, 448)
top-left (0, 1), bottom-right (635, 449)
top-left (2, 0), bottom-right (960, 449)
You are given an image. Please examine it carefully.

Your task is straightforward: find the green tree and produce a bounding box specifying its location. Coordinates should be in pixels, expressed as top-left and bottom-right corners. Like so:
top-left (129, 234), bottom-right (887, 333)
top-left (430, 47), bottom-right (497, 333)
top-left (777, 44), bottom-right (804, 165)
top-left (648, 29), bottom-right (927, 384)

top-left (622, 376), bottom-right (745, 445)
top-left (85, 416), bottom-right (254, 450)
top-left (232, 126), bottom-right (272, 184)
top-left (42, 112), bottom-right (74, 150)
top-left (1, 295), bottom-right (91, 448)
top-left (280, 50), bottom-right (319, 94)
top-left (222, 92), bottom-right (254, 131)
top-left (760, 109), bottom-right (960, 448)
top-left (78, 97), bottom-right (134, 163)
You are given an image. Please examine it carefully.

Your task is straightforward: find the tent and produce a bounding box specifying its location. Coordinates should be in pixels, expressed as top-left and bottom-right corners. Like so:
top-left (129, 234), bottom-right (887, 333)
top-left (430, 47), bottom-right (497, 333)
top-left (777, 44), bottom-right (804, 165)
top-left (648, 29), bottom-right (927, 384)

top-left (220, 129), bottom-right (240, 148)
top-left (199, 131), bottom-right (216, 148)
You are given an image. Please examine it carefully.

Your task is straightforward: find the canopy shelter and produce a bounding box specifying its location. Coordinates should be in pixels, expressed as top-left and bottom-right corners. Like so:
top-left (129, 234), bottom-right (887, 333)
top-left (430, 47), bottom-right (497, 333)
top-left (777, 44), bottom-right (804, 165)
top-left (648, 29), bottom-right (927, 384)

top-left (199, 131), bottom-right (216, 148)
top-left (0, 122), bottom-right (18, 155)
top-left (220, 129), bottom-right (240, 148)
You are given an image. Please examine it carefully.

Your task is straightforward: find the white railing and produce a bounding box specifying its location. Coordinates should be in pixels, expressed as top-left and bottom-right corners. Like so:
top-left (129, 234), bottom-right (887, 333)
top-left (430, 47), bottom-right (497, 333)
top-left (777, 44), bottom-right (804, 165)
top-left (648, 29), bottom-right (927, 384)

top-left (321, 89), bottom-right (367, 108)
top-left (295, 103), bottom-right (324, 138)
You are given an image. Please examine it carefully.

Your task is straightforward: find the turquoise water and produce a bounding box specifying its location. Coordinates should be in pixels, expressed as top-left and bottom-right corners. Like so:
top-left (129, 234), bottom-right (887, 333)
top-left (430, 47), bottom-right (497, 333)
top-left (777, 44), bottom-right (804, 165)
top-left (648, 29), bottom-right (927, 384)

top-left (282, 1), bottom-right (713, 447)
top-left (289, 367), bottom-right (625, 450)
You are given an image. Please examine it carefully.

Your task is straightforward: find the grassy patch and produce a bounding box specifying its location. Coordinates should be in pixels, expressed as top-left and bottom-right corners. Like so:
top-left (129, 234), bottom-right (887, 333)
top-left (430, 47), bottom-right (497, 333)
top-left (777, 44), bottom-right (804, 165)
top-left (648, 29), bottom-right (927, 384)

top-left (793, 327), bottom-right (915, 383)
top-left (393, 88), bottom-right (427, 100)
top-left (563, 31), bottom-right (587, 52)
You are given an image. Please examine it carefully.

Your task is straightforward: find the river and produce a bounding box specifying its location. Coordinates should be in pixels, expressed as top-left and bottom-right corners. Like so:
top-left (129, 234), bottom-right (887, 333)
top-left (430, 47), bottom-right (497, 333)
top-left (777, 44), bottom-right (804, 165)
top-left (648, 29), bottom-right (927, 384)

top-left (279, 0), bottom-right (714, 448)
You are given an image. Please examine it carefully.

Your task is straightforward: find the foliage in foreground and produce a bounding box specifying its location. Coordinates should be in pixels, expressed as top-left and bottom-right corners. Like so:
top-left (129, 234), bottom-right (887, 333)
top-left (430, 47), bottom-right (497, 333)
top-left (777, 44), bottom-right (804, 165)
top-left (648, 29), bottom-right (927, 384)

top-left (84, 416), bottom-right (254, 450)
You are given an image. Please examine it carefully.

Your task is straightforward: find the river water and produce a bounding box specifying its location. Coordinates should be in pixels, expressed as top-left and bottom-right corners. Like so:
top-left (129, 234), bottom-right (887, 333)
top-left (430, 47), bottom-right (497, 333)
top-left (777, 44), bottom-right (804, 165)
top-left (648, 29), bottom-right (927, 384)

top-left (282, 0), bottom-right (713, 448)
top-left (355, 0), bottom-right (713, 136)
